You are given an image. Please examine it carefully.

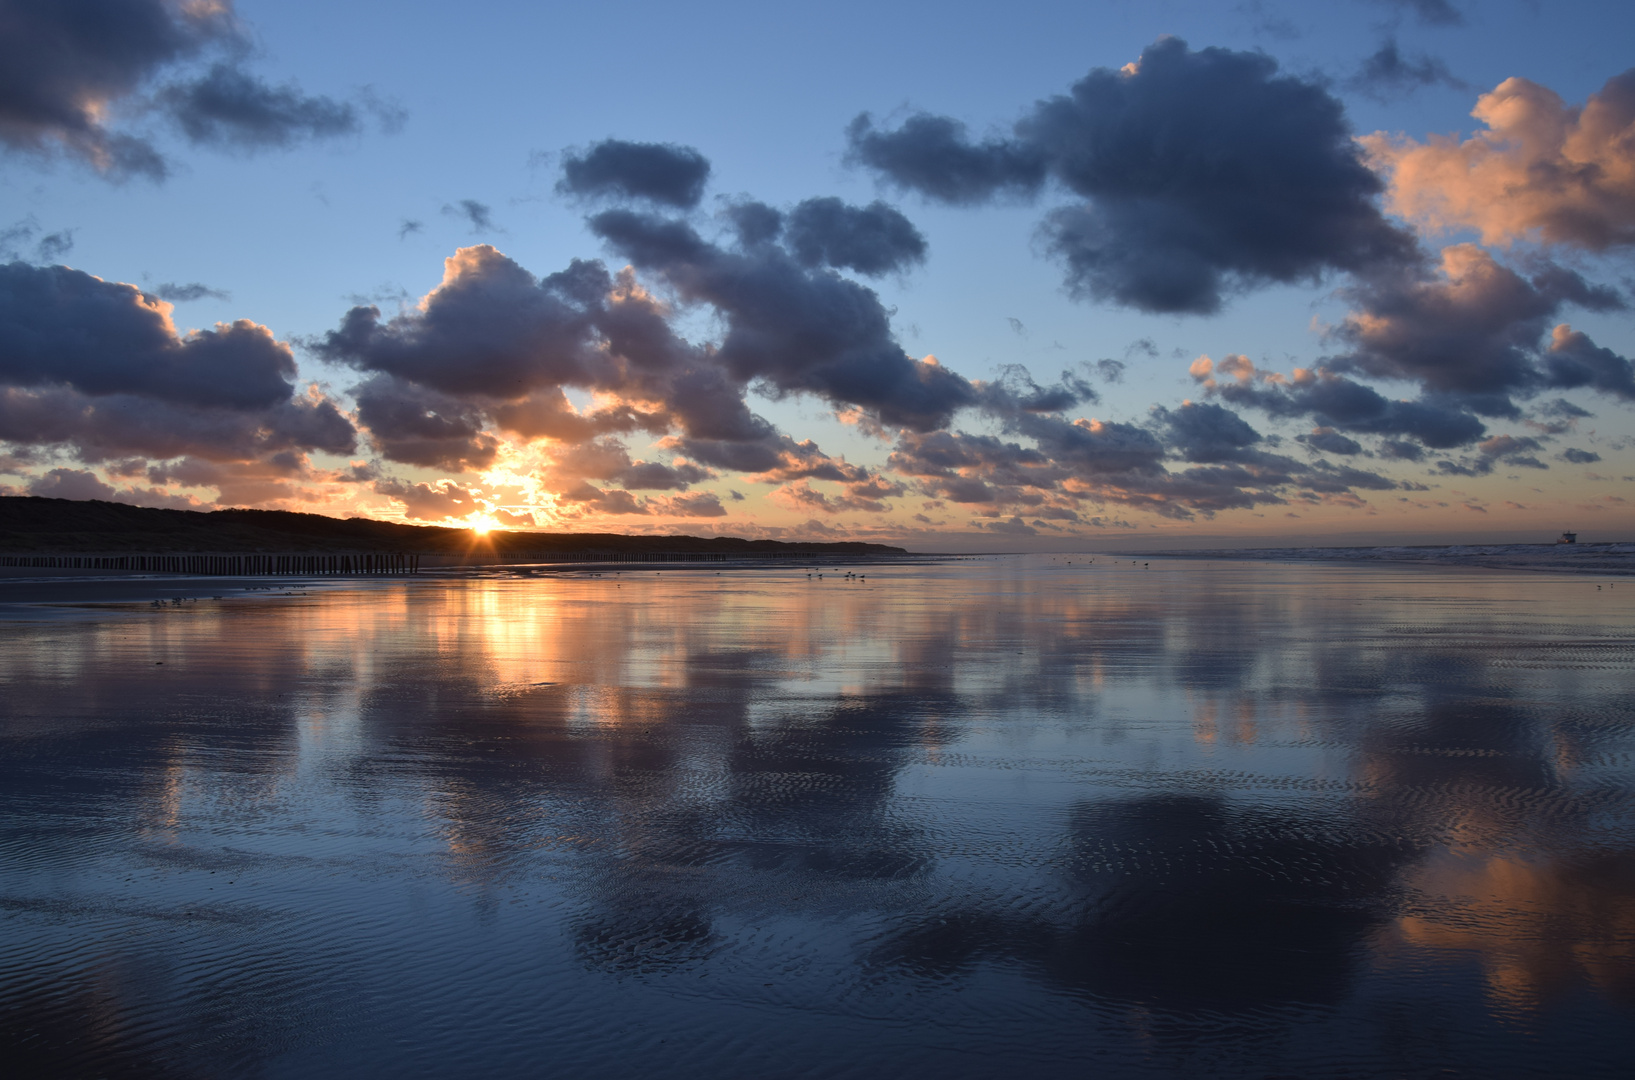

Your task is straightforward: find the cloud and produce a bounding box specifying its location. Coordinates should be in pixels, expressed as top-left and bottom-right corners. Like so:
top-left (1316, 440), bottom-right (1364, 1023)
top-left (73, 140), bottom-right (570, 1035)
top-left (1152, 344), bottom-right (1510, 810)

top-left (1154, 400), bottom-right (1263, 463)
top-left (1435, 434), bottom-right (1552, 476)
top-left (1299, 428), bottom-right (1365, 455)
top-left (25, 466), bottom-right (198, 508)
top-left (158, 63), bottom-right (358, 150)
top-left (1192, 354), bottom-right (1488, 448)
top-left (1364, 70), bottom-right (1635, 249)
top-left (647, 491), bottom-right (727, 517)
top-left (0, 218), bottom-right (74, 263)
top-left (783, 197), bottom-right (927, 276)
top-left (0, 262), bottom-right (295, 409)
top-left (882, 413), bottom-right (1314, 524)
top-left (152, 281), bottom-right (229, 302)
top-left (541, 438), bottom-right (711, 491)
top-left (316, 241), bottom-right (890, 512)
top-left (0, 384), bottom-right (354, 465)
top-left (0, 1), bottom-right (387, 179)
top-left (374, 478), bottom-right (478, 520)
top-left (0, 261), bottom-right (354, 495)
top-left (845, 113), bottom-right (1045, 205)
top-left (1095, 359), bottom-right (1126, 383)
top-left (443, 199), bottom-right (498, 233)
top-left (1543, 324), bottom-right (1635, 400)
top-left (1331, 246), bottom-right (1627, 407)
top-left (849, 37), bottom-right (1417, 313)
top-left (350, 374), bottom-right (499, 471)
top-left (1364, 0), bottom-right (1463, 26)
top-left (1347, 38), bottom-right (1465, 101)
top-left (769, 477), bottom-right (900, 514)
top-left (315, 246), bottom-right (603, 398)
top-left (979, 364), bottom-right (1099, 415)
top-left (399, 219), bottom-right (424, 240)
top-left (1562, 447), bottom-right (1601, 464)
top-left (589, 210), bottom-right (978, 430)
top-left (558, 139), bottom-right (711, 208)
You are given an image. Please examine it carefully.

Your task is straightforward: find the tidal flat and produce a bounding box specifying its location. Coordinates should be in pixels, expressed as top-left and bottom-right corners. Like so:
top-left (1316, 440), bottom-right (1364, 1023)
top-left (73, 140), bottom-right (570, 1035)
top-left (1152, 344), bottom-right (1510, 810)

top-left (2, 555), bottom-right (1632, 1078)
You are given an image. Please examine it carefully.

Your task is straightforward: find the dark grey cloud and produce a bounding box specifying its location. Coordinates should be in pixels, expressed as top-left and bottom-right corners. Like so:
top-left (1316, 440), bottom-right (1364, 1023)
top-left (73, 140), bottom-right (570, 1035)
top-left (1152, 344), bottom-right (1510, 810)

top-left (315, 242), bottom-right (883, 495)
top-left (443, 200), bottom-right (497, 233)
top-left (0, 1), bottom-right (386, 179)
top-left (0, 261), bottom-right (294, 409)
top-left (159, 63), bottom-right (358, 150)
top-left (886, 409), bottom-right (1337, 522)
top-left (34, 229), bottom-right (74, 262)
top-left (542, 438), bottom-right (713, 492)
top-left (24, 465), bottom-right (195, 507)
top-left (1347, 38), bottom-right (1466, 100)
top-left (589, 209), bottom-right (978, 431)
top-left (1561, 447), bottom-right (1601, 464)
top-left (26, 466), bottom-right (119, 501)
top-left (152, 281), bottom-right (229, 302)
top-left (1154, 401), bottom-right (1263, 464)
top-left (1334, 247), bottom-right (1628, 402)
top-left (350, 374), bottom-right (499, 471)
top-left (0, 218), bottom-right (74, 263)
top-left (1379, 439), bottom-right (1424, 461)
top-left (0, 384), bottom-right (354, 464)
top-left (558, 139), bottom-right (711, 209)
top-left (399, 219), bottom-right (424, 240)
top-left (1096, 359), bottom-right (1127, 383)
top-left (1542, 325), bottom-right (1635, 401)
top-left (0, 261), bottom-right (353, 483)
top-left (673, 433), bottom-right (868, 483)
top-left (848, 37), bottom-right (1417, 313)
top-left (1435, 434), bottom-right (1552, 476)
top-left (1194, 356), bottom-right (1488, 449)
top-left (783, 197), bottom-right (927, 277)
top-left (846, 113), bottom-right (1045, 205)
top-left (1299, 428), bottom-right (1364, 455)
top-left (315, 246), bottom-right (603, 398)
top-left (722, 200), bottom-right (783, 247)
top-left (979, 364), bottom-right (1098, 415)
top-left (0, 0), bottom-right (226, 178)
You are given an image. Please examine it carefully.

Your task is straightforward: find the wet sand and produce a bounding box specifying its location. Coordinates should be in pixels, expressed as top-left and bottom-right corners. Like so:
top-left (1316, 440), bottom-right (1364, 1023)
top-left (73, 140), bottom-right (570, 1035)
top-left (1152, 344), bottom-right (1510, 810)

top-left (2, 555), bottom-right (1632, 1077)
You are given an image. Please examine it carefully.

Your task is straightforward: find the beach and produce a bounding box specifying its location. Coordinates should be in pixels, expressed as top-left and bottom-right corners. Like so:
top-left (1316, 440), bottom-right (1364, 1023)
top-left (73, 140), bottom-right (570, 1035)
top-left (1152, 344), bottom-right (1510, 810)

top-left (2, 555), bottom-right (1632, 1078)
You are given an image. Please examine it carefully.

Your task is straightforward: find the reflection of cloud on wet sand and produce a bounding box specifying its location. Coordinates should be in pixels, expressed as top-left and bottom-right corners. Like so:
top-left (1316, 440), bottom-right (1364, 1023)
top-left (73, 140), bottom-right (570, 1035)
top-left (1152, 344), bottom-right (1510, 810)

top-left (2, 561), bottom-right (1634, 1075)
top-left (1384, 851), bottom-right (1635, 1011)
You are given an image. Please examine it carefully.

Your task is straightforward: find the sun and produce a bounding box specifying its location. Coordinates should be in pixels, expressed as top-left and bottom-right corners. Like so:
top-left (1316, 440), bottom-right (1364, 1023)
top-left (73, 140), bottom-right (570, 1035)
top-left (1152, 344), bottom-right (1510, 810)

top-left (467, 514), bottom-right (501, 535)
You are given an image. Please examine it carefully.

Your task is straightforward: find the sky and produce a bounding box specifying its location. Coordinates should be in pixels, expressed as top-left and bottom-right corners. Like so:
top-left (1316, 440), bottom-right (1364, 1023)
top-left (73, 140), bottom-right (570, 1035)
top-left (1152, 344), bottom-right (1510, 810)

top-left (2, 0), bottom-right (1633, 550)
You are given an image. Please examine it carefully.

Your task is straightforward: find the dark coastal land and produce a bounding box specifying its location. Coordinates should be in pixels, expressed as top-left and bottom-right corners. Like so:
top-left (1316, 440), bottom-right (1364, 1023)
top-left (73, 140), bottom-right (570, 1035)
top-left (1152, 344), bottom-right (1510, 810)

top-left (0, 496), bottom-right (907, 563)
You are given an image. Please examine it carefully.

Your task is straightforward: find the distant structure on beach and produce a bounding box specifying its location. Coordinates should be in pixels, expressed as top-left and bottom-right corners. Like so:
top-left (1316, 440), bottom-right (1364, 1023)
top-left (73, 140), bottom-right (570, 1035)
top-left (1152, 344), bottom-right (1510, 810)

top-left (1558, 531), bottom-right (1578, 544)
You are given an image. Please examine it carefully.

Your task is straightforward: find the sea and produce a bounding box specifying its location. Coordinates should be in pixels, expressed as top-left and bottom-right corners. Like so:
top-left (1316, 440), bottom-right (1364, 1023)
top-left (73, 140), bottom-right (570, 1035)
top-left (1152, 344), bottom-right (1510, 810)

top-left (2, 554), bottom-right (1632, 1078)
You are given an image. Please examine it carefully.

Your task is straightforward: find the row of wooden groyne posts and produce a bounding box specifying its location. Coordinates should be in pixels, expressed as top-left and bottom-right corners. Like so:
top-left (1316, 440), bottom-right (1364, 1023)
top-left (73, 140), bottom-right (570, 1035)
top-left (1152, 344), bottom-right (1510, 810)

top-left (0, 549), bottom-right (841, 576)
top-left (0, 552), bottom-right (420, 575)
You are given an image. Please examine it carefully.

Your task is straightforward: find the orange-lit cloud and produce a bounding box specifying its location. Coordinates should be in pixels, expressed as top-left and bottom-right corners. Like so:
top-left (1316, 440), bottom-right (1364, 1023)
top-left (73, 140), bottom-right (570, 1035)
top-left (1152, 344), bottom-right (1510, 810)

top-left (1364, 70), bottom-right (1635, 249)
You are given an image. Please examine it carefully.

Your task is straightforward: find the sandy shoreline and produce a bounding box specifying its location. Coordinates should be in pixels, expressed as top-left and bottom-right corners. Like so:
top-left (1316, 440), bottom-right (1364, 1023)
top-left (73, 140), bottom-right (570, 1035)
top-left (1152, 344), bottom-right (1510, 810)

top-left (1117, 541), bottom-right (1635, 576)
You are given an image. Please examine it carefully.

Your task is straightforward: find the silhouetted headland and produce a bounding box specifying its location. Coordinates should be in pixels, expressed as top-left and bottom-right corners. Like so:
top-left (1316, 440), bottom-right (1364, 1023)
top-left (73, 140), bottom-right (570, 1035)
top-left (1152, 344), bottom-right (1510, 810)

top-left (0, 496), bottom-right (907, 572)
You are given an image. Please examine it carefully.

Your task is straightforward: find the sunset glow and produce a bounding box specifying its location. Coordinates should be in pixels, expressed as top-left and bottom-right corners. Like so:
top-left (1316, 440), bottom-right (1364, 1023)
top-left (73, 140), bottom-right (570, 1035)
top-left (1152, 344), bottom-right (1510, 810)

top-left (1, 1), bottom-right (1629, 550)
